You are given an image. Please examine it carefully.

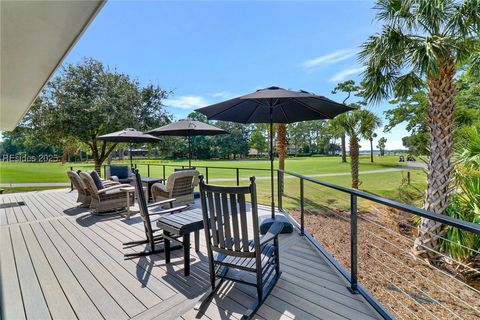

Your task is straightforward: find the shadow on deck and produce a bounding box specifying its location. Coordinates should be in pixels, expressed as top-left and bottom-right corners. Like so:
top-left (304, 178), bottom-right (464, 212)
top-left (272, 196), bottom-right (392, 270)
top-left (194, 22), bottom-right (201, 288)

top-left (0, 189), bottom-right (380, 320)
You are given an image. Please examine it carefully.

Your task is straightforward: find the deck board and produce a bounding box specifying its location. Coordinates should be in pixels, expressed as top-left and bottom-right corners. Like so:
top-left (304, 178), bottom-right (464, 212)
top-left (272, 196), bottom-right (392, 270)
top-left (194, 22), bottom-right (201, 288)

top-left (0, 189), bottom-right (380, 320)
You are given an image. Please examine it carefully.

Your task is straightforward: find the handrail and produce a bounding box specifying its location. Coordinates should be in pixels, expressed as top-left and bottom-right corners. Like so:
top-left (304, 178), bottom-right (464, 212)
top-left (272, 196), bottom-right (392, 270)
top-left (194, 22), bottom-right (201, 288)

top-left (279, 168), bottom-right (479, 320)
top-left (280, 169), bottom-right (480, 235)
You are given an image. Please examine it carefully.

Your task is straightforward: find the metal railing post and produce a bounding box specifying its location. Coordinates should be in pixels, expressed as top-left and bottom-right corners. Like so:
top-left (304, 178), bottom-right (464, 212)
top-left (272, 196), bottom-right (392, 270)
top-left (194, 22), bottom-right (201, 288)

top-left (236, 168), bottom-right (240, 186)
top-left (147, 164), bottom-right (150, 177)
top-left (70, 166), bottom-right (73, 190)
top-left (350, 193), bottom-right (358, 293)
top-left (277, 170), bottom-right (283, 211)
top-left (206, 167), bottom-right (209, 183)
top-left (300, 178), bottom-right (304, 236)
top-left (103, 165), bottom-right (106, 178)
top-left (163, 165), bottom-right (166, 180)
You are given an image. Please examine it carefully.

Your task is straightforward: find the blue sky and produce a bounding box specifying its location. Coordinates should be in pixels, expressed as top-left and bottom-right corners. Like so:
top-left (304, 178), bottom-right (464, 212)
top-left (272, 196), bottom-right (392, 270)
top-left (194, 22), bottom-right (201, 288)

top-left (63, 0), bottom-right (408, 150)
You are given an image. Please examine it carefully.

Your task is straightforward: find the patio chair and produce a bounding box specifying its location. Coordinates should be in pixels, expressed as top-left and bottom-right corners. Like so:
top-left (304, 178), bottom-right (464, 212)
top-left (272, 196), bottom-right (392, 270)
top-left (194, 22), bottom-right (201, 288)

top-left (196, 176), bottom-right (283, 319)
top-left (79, 171), bottom-right (133, 214)
top-left (123, 168), bottom-right (187, 259)
top-left (151, 169), bottom-right (200, 208)
top-left (106, 165), bottom-right (134, 184)
top-left (67, 170), bottom-right (91, 207)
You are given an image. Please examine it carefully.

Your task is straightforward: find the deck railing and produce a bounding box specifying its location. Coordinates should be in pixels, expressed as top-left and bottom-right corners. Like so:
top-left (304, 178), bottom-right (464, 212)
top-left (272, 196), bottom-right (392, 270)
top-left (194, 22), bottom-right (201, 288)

top-left (279, 169), bottom-right (480, 320)
top-left (67, 161), bottom-right (480, 319)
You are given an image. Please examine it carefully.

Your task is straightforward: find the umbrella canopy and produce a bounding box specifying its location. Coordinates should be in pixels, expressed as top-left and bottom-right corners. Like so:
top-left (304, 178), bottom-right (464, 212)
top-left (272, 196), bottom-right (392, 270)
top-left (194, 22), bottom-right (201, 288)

top-left (196, 86), bottom-right (353, 124)
top-left (196, 86), bottom-right (353, 219)
top-left (147, 119), bottom-right (228, 136)
top-left (97, 128), bottom-right (160, 166)
top-left (147, 119), bottom-right (228, 167)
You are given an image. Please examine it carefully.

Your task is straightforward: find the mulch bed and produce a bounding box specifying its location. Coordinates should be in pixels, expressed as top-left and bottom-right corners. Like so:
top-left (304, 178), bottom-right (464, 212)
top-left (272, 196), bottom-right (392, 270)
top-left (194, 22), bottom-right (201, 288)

top-left (288, 206), bottom-right (480, 320)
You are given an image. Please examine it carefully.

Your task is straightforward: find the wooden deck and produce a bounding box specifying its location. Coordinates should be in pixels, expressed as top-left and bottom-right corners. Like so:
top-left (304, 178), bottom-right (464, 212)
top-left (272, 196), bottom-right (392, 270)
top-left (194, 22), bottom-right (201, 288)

top-left (0, 189), bottom-right (380, 320)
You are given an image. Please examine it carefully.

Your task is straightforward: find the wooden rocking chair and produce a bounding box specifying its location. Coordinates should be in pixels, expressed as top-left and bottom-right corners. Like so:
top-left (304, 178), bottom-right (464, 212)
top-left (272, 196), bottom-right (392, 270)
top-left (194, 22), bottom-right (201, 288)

top-left (196, 176), bottom-right (283, 319)
top-left (123, 168), bottom-right (187, 259)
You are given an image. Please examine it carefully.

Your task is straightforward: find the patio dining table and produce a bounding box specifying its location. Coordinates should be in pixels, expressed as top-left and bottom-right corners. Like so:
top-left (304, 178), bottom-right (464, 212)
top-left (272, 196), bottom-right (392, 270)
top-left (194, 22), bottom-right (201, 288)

top-left (140, 177), bottom-right (165, 202)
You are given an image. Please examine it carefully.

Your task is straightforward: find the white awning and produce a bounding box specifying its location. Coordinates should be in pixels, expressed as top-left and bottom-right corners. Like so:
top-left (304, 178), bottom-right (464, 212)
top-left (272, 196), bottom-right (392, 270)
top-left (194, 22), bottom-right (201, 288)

top-left (0, 0), bottom-right (105, 131)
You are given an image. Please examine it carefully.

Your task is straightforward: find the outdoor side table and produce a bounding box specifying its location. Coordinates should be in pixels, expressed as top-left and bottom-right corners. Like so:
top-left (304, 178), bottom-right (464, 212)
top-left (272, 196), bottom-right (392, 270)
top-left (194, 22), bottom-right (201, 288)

top-left (141, 177), bottom-right (165, 202)
top-left (119, 186), bottom-right (136, 219)
top-left (156, 210), bottom-right (204, 276)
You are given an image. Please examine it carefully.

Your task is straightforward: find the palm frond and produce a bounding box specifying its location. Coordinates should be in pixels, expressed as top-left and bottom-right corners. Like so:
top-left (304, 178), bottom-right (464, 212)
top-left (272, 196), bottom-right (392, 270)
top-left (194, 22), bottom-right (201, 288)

top-left (393, 72), bottom-right (425, 98)
top-left (445, 0), bottom-right (480, 36)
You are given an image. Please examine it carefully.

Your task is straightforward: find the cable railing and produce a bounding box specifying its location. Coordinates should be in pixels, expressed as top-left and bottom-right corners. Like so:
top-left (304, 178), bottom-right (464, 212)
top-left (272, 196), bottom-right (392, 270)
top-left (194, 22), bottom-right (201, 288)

top-left (279, 169), bottom-right (480, 320)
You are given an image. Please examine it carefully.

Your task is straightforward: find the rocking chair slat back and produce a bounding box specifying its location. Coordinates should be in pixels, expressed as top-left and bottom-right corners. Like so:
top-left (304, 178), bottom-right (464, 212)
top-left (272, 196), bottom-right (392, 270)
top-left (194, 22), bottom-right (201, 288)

top-left (200, 177), bottom-right (259, 258)
top-left (132, 169), bottom-right (155, 247)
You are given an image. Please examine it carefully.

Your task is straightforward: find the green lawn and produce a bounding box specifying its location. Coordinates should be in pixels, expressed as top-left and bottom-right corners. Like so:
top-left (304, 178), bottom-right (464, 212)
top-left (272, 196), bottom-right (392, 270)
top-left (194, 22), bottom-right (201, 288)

top-left (0, 155), bottom-right (426, 207)
top-left (0, 154), bottom-right (408, 183)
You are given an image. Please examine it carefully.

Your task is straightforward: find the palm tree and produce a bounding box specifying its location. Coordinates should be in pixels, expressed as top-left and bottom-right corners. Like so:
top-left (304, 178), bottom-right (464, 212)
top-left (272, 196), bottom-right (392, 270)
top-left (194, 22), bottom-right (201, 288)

top-left (277, 124), bottom-right (288, 200)
top-left (337, 109), bottom-right (378, 188)
top-left (361, 113), bottom-right (382, 163)
top-left (332, 80), bottom-right (363, 163)
top-left (359, 0), bottom-right (479, 262)
top-left (326, 119), bottom-right (347, 162)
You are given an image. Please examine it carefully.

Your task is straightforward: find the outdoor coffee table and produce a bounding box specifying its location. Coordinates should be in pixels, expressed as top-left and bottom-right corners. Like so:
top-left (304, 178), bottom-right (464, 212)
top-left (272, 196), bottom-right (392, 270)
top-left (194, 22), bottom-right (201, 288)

top-left (141, 177), bottom-right (165, 202)
top-left (156, 210), bottom-right (203, 276)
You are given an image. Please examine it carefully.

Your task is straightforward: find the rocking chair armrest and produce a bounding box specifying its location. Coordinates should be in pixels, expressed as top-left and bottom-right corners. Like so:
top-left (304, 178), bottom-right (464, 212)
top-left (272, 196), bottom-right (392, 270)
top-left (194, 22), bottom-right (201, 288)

top-left (259, 222), bottom-right (284, 246)
top-left (97, 184), bottom-right (133, 194)
top-left (149, 205), bottom-right (188, 215)
top-left (147, 198), bottom-right (177, 208)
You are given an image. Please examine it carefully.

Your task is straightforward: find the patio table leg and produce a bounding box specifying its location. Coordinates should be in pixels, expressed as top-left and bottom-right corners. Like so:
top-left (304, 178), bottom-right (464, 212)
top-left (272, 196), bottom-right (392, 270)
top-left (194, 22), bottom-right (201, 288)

top-left (194, 230), bottom-right (200, 252)
top-left (164, 231), bottom-right (171, 264)
top-left (183, 233), bottom-right (190, 276)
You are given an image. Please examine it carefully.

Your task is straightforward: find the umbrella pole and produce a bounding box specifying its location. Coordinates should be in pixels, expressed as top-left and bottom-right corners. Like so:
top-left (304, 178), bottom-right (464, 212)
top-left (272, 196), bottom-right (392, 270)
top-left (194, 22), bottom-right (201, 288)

top-left (129, 143), bottom-right (133, 168)
top-left (269, 108), bottom-right (275, 219)
top-left (188, 136), bottom-right (192, 168)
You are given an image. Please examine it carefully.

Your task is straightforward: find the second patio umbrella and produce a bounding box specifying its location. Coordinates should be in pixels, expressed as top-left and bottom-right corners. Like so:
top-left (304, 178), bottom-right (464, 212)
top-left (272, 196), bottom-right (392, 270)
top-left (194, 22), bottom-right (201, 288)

top-left (97, 128), bottom-right (160, 167)
top-left (196, 86), bottom-right (353, 219)
top-left (147, 119), bottom-right (228, 168)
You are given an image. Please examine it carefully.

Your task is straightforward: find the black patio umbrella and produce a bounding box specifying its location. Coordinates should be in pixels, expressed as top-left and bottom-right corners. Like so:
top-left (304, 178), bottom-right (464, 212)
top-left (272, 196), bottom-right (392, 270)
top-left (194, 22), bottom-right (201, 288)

top-left (147, 119), bottom-right (228, 168)
top-left (196, 86), bottom-right (353, 219)
top-left (97, 128), bottom-right (160, 167)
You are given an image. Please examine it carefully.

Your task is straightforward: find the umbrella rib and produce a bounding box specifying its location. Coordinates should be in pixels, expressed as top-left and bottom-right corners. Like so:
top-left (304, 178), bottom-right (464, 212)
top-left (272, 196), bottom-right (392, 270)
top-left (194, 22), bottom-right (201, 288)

top-left (292, 97), bottom-right (333, 119)
top-left (204, 100), bottom-right (248, 120)
top-left (279, 104), bottom-right (291, 123)
top-left (245, 103), bottom-right (261, 124)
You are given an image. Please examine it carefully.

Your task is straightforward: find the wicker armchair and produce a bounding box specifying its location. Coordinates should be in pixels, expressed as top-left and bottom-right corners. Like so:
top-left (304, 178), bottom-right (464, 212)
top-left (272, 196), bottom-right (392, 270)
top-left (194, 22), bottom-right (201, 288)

top-left (151, 170), bottom-right (200, 208)
top-left (79, 171), bottom-right (133, 214)
top-left (67, 171), bottom-right (91, 207)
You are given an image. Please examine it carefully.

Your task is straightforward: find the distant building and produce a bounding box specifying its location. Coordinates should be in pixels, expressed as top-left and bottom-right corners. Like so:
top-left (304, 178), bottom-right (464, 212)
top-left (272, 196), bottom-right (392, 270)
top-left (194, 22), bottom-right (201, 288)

top-left (248, 148), bottom-right (259, 157)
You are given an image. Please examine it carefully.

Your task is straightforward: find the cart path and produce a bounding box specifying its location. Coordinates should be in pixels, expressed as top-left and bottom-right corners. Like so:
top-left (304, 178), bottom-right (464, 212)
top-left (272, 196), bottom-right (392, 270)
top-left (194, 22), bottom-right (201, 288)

top-left (0, 165), bottom-right (423, 188)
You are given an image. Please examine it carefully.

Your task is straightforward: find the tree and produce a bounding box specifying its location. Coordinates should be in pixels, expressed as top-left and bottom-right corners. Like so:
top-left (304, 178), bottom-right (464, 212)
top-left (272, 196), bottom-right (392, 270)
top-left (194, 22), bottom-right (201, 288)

top-left (249, 129), bottom-right (267, 155)
top-left (27, 58), bottom-right (170, 172)
top-left (361, 113), bottom-right (382, 163)
top-left (332, 80), bottom-right (363, 162)
top-left (376, 137), bottom-right (388, 156)
top-left (359, 0), bottom-right (480, 262)
top-left (336, 110), bottom-right (379, 188)
top-left (213, 122), bottom-right (249, 159)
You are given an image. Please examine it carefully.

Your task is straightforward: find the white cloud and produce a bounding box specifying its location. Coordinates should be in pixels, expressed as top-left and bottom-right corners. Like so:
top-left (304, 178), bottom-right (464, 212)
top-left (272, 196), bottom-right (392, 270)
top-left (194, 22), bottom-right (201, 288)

top-left (212, 91), bottom-right (231, 99)
top-left (329, 66), bottom-right (366, 83)
top-left (165, 96), bottom-right (208, 110)
top-left (302, 49), bottom-right (356, 70)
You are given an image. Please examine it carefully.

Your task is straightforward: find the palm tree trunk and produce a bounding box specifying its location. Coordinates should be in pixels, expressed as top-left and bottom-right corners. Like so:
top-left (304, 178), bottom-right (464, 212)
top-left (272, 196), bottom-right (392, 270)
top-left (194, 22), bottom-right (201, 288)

top-left (370, 138), bottom-right (374, 163)
top-left (350, 136), bottom-right (360, 189)
top-left (277, 124), bottom-right (287, 199)
top-left (341, 133), bottom-right (347, 162)
top-left (413, 63), bottom-right (456, 263)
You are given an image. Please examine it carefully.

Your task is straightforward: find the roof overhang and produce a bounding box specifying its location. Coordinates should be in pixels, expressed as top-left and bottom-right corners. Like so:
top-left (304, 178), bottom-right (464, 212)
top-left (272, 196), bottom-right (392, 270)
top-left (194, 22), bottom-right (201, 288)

top-left (0, 0), bottom-right (105, 131)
